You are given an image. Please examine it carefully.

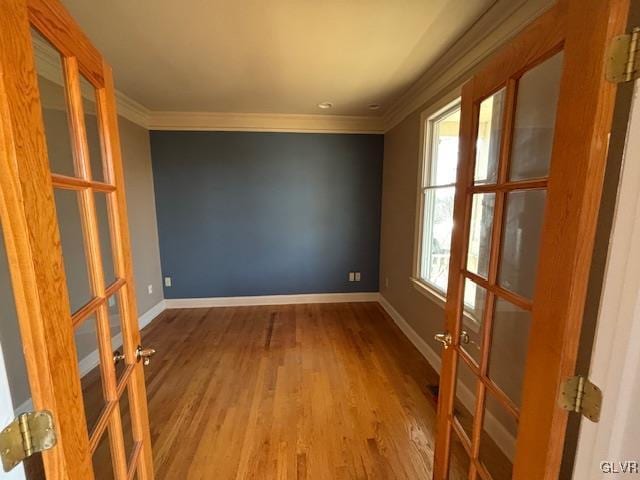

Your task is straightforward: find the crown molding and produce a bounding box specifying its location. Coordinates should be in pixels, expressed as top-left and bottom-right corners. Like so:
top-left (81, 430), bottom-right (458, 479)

top-left (115, 91), bottom-right (151, 128)
top-left (382, 0), bottom-right (556, 132)
top-left (33, 35), bottom-right (153, 128)
top-left (147, 111), bottom-right (384, 134)
top-left (32, 0), bottom-right (554, 135)
top-left (31, 39), bottom-right (381, 134)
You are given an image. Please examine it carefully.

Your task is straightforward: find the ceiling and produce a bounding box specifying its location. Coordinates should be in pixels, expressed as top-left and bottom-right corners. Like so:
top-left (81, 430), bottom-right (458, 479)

top-left (61, 0), bottom-right (494, 117)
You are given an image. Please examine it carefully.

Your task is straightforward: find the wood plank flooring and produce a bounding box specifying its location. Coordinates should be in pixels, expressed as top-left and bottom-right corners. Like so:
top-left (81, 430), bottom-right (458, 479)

top-left (135, 301), bottom-right (451, 479)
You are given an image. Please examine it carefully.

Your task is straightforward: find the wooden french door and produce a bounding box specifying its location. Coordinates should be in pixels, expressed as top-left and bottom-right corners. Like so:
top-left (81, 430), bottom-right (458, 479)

top-left (0, 0), bottom-right (154, 478)
top-left (433, 0), bottom-right (630, 479)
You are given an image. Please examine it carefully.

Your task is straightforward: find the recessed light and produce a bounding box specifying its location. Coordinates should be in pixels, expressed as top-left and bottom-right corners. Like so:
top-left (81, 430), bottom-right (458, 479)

top-left (317, 102), bottom-right (333, 109)
top-left (368, 103), bottom-right (381, 111)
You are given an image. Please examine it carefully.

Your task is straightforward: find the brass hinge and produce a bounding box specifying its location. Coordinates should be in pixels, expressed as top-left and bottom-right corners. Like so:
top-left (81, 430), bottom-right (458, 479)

top-left (558, 376), bottom-right (602, 423)
top-left (606, 27), bottom-right (640, 83)
top-left (0, 411), bottom-right (57, 472)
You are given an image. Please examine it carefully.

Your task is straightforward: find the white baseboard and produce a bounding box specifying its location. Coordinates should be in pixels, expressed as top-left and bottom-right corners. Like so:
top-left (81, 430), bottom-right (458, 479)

top-left (164, 292), bottom-right (380, 308)
top-left (139, 299), bottom-right (167, 329)
top-left (377, 293), bottom-right (516, 461)
top-left (378, 294), bottom-right (442, 373)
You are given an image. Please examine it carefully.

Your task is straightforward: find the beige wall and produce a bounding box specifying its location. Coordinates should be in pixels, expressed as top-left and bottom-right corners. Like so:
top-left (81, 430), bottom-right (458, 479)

top-left (119, 116), bottom-right (164, 314)
top-left (379, 109), bottom-right (447, 355)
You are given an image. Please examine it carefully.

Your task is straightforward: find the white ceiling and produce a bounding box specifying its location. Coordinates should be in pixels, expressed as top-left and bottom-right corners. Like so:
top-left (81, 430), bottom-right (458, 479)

top-left (61, 0), bottom-right (494, 117)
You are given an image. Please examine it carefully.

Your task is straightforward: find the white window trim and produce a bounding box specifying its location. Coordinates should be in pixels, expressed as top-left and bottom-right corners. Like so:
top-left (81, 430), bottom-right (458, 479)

top-left (412, 92), bottom-right (461, 302)
top-left (410, 276), bottom-right (446, 308)
top-left (412, 91), bottom-right (483, 336)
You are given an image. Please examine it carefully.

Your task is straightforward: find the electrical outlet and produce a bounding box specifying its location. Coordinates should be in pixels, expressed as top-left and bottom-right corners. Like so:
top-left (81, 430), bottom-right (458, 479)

top-left (348, 272), bottom-right (355, 282)
top-left (355, 272), bottom-right (361, 282)
top-left (164, 276), bottom-right (172, 287)
top-left (148, 284), bottom-right (153, 295)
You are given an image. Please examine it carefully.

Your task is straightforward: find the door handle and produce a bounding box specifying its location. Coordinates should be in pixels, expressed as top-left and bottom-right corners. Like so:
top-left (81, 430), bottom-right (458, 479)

top-left (434, 332), bottom-right (453, 349)
top-left (135, 345), bottom-right (156, 366)
top-left (112, 350), bottom-right (125, 365)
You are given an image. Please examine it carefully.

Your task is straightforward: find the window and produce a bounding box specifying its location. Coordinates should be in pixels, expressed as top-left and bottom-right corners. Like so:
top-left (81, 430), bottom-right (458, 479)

top-left (416, 100), bottom-right (461, 296)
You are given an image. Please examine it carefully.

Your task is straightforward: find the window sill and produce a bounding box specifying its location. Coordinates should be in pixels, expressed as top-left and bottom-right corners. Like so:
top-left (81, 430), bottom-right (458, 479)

top-left (410, 277), bottom-right (482, 335)
top-left (410, 277), bottom-right (446, 309)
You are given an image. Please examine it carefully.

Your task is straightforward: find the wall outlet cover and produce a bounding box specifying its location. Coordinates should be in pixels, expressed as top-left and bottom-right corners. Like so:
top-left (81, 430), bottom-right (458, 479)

top-left (164, 277), bottom-right (172, 287)
top-left (348, 272), bottom-right (355, 282)
top-left (148, 284), bottom-right (153, 294)
top-left (355, 272), bottom-right (361, 282)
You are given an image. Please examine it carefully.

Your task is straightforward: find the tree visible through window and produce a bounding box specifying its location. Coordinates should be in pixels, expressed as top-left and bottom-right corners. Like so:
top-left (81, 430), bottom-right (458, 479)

top-left (419, 103), bottom-right (461, 294)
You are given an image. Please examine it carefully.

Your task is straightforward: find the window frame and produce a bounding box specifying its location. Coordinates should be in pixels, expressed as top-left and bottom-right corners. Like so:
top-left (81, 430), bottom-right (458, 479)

top-left (412, 96), bottom-right (462, 306)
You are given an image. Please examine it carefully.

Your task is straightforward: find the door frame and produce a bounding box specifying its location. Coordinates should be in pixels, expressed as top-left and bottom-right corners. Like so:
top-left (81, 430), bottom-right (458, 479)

top-left (571, 80), bottom-right (640, 478)
top-left (0, 0), bottom-right (153, 478)
top-left (433, 0), bottom-right (631, 478)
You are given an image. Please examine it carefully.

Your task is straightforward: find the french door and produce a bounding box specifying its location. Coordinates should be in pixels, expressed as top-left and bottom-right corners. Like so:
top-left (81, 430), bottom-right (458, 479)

top-left (0, 0), bottom-right (154, 478)
top-left (433, 0), bottom-right (630, 478)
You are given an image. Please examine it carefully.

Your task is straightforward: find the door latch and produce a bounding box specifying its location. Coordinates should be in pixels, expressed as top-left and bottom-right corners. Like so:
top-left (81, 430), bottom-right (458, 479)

top-left (113, 350), bottom-right (125, 365)
top-left (434, 332), bottom-right (453, 349)
top-left (136, 345), bottom-right (156, 366)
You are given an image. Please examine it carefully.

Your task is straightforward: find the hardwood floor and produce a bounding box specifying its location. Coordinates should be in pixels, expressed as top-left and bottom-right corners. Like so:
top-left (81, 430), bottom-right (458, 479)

top-left (134, 302), bottom-right (448, 479)
top-left (78, 301), bottom-right (488, 479)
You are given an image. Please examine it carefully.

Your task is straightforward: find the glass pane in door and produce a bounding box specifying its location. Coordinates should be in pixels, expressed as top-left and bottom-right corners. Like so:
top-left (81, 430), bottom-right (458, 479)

top-left (93, 430), bottom-right (116, 479)
top-left (74, 313), bottom-right (107, 435)
top-left (498, 189), bottom-right (547, 299)
top-left (474, 89), bottom-right (506, 184)
top-left (479, 393), bottom-right (518, 480)
top-left (466, 193), bottom-right (495, 278)
top-left (448, 430), bottom-right (471, 480)
top-left (32, 29), bottom-right (77, 178)
top-left (95, 193), bottom-right (117, 287)
top-left (119, 385), bottom-right (137, 470)
top-left (461, 278), bottom-right (486, 364)
top-left (107, 292), bottom-right (126, 382)
top-left (79, 75), bottom-right (107, 183)
top-left (54, 189), bottom-right (93, 313)
top-left (487, 299), bottom-right (532, 407)
top-left (453, 357), bottom-right (478, 440)
top-left (509, 52), bottom-right (564, 181)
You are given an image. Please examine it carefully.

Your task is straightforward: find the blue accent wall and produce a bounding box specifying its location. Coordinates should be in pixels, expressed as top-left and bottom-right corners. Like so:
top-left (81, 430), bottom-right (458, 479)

top-left (150, 131), bottom-right (383, 298)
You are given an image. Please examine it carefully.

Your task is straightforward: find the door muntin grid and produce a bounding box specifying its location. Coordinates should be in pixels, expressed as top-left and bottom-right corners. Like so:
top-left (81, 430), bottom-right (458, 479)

top-left (446, 50), bottom-right (564, 478)
top-left (30, 24), bottom-right (146, 480)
